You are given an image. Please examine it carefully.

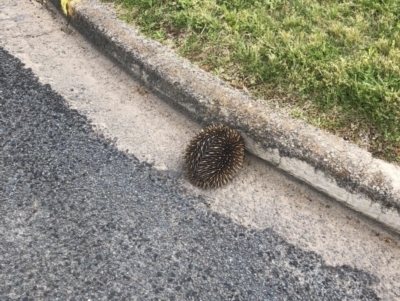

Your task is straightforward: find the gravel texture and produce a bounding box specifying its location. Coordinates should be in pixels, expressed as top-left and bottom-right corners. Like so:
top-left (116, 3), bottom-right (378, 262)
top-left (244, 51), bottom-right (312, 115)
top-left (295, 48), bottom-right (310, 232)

top-left (0, 47), bottom-right (380, 300)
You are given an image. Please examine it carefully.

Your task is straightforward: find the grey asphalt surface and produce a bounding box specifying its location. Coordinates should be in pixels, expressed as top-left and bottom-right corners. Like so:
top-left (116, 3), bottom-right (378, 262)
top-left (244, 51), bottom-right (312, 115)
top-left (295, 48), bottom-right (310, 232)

top-left (0, 47), bottom-right (380, 300)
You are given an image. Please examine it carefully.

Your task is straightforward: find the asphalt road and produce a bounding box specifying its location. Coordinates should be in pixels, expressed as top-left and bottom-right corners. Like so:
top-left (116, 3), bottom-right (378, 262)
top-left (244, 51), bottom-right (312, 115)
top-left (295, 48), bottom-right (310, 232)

top-left (0, 46), bottom-right (382, 300)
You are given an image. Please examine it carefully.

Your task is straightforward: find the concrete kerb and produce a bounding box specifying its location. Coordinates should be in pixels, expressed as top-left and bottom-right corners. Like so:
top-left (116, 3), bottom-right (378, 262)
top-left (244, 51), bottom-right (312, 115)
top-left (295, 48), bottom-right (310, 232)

top-left (49, 0), bottom-right (400, 233)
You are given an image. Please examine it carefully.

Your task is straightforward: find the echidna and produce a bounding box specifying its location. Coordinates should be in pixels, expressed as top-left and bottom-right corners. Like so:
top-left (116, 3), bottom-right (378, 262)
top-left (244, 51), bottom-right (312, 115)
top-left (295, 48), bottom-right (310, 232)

top-left (184, 125), bottom-right (245, 189)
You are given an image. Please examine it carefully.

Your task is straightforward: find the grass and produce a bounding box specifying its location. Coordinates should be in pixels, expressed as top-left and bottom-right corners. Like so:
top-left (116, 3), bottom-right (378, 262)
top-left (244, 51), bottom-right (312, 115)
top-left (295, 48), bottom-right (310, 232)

top-left (103, 0), bottom-right (400, 163)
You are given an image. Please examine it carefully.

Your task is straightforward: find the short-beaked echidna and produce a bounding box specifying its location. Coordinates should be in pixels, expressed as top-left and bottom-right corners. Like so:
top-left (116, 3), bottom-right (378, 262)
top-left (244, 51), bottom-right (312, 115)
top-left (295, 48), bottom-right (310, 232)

top-left (184, 125), bottom-right (245, 189)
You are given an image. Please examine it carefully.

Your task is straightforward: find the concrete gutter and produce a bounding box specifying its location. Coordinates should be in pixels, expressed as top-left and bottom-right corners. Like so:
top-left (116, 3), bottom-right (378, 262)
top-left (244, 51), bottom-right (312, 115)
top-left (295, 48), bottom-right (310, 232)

top-left (49, 0), bottom-right (400, 233)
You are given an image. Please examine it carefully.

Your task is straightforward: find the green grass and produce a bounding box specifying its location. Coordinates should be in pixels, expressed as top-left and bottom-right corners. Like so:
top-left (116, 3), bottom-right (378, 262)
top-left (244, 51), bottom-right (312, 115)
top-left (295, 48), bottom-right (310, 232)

top-left (104, 0), bottom-right (400, 162)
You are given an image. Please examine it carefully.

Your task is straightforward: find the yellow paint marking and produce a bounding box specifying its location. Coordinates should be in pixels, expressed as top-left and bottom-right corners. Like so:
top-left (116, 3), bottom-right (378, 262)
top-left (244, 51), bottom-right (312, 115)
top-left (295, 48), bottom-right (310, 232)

top-left (60, 0), bottom-right (80, 18)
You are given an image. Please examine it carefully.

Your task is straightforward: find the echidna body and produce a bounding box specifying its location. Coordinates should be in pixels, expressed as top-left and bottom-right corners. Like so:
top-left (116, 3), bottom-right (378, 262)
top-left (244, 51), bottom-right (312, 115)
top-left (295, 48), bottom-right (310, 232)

top-left (184, 125), bottom-right (245, 189)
